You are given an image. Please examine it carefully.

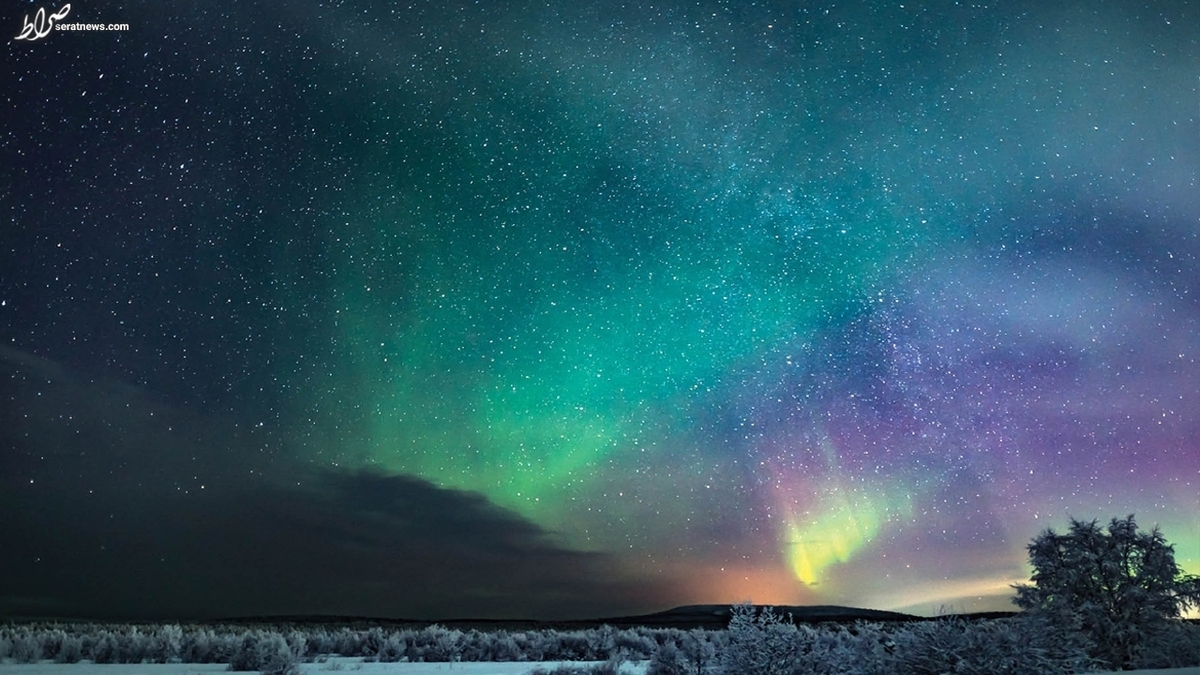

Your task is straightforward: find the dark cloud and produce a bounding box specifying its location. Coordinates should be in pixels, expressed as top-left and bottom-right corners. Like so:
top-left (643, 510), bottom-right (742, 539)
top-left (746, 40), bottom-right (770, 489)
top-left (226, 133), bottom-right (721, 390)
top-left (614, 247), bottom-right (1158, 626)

top-left (0, 348), bottom-right (664, 620)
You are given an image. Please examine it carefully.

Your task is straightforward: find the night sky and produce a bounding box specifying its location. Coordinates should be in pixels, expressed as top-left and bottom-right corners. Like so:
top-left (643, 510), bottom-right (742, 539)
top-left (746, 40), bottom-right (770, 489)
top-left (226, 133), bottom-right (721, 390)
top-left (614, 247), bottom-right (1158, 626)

top-left (2, 0), bottom-right (1199, 621)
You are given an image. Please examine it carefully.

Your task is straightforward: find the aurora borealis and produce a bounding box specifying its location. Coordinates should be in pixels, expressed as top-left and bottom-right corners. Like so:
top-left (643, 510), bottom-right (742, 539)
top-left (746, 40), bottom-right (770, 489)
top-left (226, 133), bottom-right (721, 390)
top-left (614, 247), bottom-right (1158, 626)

top-left (2, 0), bottom-right (1199, 620)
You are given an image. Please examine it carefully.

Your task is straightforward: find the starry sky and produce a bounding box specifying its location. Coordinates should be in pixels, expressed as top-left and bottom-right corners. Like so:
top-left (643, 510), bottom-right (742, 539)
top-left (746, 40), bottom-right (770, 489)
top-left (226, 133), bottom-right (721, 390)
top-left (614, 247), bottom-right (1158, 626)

top-left (2, 0), bottom-right (1199, 621)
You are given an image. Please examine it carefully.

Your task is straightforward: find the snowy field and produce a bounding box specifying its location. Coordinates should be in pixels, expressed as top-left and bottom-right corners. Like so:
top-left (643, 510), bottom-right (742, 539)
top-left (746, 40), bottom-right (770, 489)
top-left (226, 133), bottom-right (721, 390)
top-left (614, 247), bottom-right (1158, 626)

top-left (1, 662), bottom-right (1199, 675)
top-left (1099, 671), bottom-right (1200, 675)
top-left (0, 659), bottom-right (646, 675)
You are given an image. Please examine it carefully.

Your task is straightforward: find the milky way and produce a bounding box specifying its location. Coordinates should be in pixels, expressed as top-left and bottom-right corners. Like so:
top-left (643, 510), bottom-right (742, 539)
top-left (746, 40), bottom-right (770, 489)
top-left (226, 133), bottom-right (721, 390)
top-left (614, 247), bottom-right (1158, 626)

top-left (2, 0), bottom-right (1198, 620)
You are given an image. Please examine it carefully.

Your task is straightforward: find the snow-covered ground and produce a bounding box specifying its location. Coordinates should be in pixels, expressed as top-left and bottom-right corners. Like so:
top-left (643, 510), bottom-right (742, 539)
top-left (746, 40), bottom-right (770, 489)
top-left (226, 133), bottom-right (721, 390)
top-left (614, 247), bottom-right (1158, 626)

top-left (0, 659), bottom-right (648, 675)
top-left (1092, 671), bottom-right (1200, 675)
top-left (2, 662), bottom-right (1200, 675)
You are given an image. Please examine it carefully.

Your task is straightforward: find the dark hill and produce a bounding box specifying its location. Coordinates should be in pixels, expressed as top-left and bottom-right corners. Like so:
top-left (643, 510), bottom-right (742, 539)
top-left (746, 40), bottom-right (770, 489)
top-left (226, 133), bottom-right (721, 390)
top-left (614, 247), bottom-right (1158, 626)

top-left (586, 604), bottom-right (921, 629)
top-left (217, 603), bottom-right (928, 631)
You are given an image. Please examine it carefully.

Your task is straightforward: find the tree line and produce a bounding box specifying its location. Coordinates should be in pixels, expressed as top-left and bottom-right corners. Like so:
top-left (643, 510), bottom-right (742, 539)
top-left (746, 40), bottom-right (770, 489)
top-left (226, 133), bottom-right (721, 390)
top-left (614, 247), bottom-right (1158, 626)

top-left (1, 515), bottom-right (1198, 674)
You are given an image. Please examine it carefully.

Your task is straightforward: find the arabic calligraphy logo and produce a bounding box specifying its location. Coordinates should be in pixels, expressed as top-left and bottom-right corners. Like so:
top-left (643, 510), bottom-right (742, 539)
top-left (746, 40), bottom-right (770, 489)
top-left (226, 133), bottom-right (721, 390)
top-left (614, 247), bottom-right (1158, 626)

top-left (16, 3), bottom-right (70, 41)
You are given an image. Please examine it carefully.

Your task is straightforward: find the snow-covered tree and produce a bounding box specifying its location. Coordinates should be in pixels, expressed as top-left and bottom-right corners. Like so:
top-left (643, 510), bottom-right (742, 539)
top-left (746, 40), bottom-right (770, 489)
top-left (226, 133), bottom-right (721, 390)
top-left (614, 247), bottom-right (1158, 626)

top-left (1013, 515), bottom-right (1200, 670)
top-left (717, 604), bottom-right (801, 675)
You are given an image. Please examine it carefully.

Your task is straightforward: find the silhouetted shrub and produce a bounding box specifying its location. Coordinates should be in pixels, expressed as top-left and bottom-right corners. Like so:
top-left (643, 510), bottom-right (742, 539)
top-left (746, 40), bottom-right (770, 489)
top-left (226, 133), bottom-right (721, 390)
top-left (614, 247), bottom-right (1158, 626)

top-left (54, 634), bottom-right (84, 664)
top-left (613, 628), bottom-right (658, 660)
top-left (486, 632), bottom-right (524, 661)
top-left (375, 632), bottom-right (407, 662)
top-left (406, 624), bottom-right (463, 661)
top-left (10, 631), bottom-right (42, 664)
top-left (1133, 619), bottom-right (1200, 669)
top-left (228, 631), bottom-right (297, 671)
top-left (648, 640), bottom-right (689, 675)
top-left (718, 604), bottom-right (803, 675)
top-left (259, 637), bottom-right (302, 675)
top-left (182, 627), bottom-right (220, 663)
top-left (893, 616), bottom-right (1096, 675)
top-left (89, 630), bottom-right (120, 663)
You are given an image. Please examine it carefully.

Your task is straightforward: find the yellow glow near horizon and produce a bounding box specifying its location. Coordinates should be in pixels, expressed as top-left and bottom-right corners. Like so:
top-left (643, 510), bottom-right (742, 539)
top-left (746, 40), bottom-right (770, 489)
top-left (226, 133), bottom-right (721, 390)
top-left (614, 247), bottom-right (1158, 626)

top-left (772, 431), bottom-right (915, 587)
top-left (781, 484), bottom-right (910, 585)
top-left (871, 574), bottom-right (1030, 615)
top-left (785, 504), bottom-right (874, 584)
